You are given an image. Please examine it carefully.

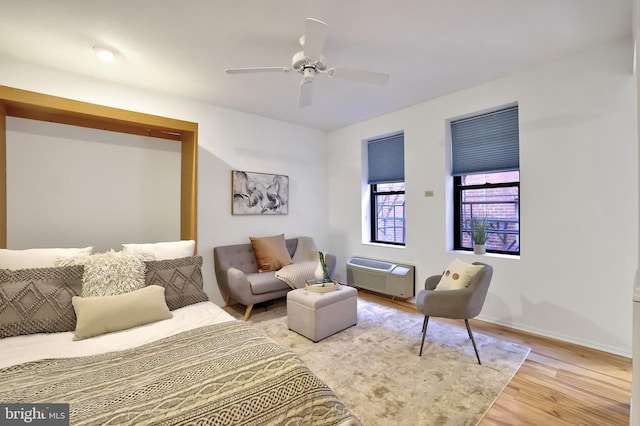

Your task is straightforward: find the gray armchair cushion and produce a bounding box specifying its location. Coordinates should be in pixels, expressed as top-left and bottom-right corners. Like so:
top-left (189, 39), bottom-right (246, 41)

top-left (247, 271), bottom-right (290, 294)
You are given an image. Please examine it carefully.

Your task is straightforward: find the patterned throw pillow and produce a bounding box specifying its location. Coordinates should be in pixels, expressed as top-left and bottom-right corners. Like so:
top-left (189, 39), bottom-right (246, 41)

top-left (144, 256), bottom-right (209, 310)
top-left (0, 265), bottom-right (84, 338)
top-left (434, 259), bottom-right (484, 291)
top-left (56, 250), bottom-right (154, 297)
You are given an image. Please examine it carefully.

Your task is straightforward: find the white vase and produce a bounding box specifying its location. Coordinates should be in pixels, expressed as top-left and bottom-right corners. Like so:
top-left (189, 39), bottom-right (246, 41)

top-left (474, 244), bottom-right (486, 255)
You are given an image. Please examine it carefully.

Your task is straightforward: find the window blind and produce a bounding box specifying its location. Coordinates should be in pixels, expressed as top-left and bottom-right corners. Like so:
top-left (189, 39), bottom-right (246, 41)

top-left (367, 134), bottom-right (404, 184)
top-left (451, 106), bottom-right (519, 176)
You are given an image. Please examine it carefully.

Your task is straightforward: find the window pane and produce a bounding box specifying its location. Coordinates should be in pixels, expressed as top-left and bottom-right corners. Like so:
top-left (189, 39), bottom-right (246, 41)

top-left (374, 190), bottom-right (405, 244)
top-left (461, 171), bottom-right (519, 186)
top-left (460, 184), bottom-right (519, 253)
top-left (376, 182), bottom-right (406, 192)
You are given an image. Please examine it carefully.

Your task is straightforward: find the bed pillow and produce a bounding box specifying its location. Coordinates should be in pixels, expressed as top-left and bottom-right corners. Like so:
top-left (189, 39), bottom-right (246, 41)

top-left (434, 259), bottom-right (484, 291)
top-left (121, 240), bottom-right (196, 261)
top-left (0, 265), bottom-right (84, 338)
top-left (250, 234), bottom-right (293, 272)
top-left (72, 285), bottom-right (172, 340)
top-left (0, 247), bottom-right (93, 270)
top-left (56, 250), bottom-right (153, 297)
top-left (144, 256), bottom-right (209, 310)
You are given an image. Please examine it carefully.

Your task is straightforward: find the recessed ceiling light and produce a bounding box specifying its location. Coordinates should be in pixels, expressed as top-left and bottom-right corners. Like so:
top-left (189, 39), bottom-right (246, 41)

top-left (92, 45), bottom-right (118, 62)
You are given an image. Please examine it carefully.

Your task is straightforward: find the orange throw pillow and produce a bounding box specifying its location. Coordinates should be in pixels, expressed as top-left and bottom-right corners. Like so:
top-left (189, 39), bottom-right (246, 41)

top-left (250, 234), bottom-right (293, 272)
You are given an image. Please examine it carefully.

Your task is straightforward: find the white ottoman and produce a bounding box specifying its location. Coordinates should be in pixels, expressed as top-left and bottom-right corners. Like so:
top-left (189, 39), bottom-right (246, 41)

top-left (287, 284), bottom-right (358, 342)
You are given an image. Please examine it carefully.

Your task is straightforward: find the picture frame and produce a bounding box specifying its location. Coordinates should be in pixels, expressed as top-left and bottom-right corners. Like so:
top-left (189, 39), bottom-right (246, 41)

top-left (231, 170), bottom-right (289, 215)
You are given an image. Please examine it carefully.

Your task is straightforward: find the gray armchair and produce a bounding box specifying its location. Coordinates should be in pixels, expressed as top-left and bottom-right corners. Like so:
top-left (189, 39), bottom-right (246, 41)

top-left (416, 262), bottom-right (493, 364)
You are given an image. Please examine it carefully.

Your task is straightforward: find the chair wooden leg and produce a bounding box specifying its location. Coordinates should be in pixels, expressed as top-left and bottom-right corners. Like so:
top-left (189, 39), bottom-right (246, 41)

top-left (465, 319), bottom-right (481, 365)
top-left (243, 304), bottom-right (254, 321)
top-left (419, 316), bottom-right (429, 356)
top-left (224, 296), bottom-right (231, 307)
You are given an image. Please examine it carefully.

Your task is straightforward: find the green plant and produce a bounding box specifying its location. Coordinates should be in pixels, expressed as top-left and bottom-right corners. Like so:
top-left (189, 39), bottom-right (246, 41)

top-left (318, 251), bottom-right (331, 281)
top-left (471, 216), bottom-right (489, 244)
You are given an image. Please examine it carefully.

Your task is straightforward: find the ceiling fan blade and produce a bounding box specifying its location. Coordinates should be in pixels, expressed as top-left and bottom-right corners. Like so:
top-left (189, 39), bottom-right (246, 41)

top-left (225, 67), bottom-right (292, 74)
top-left (303, 18), bottom-right (328, 61)
top-left (299, 79), bottom-right (313, 107)
top-left (328, 68), bottom-right (389, 85)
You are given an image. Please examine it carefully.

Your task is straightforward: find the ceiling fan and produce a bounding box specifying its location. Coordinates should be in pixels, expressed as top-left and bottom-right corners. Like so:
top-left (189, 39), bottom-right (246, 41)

top-left (225, 18), bottom-right (389, 107)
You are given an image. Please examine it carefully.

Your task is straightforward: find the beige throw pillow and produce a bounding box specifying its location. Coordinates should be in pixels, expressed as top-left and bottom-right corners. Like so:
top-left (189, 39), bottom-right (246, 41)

top-left (435, 259), bottom-right (484, 291)
top-left (250, 234), bottom-right (293, 272)
top-left (291, 236), bottom-right (319, 262)
top-left (72, 285), bottom-right (172, 340)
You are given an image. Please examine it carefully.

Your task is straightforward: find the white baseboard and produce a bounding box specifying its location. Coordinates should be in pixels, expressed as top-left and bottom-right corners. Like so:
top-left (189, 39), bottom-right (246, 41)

top-left (476, 314), bottom-right (631, 358)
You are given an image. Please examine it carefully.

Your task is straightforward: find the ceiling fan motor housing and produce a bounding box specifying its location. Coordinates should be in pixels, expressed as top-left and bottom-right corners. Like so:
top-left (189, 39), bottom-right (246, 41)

top-left (291, 51), bottom-right (326, 73)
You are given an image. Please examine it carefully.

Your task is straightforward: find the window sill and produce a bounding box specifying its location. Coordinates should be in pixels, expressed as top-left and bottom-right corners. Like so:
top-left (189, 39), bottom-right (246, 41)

top-left (449, 250), bottom-right (519, 260)
top-left (363, 242), bottom-right (406, 249)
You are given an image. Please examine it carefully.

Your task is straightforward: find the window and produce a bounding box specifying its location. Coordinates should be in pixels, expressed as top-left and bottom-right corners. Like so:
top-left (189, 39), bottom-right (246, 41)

top-left (371, 182), bottom-right (405, 245)
top-left (367, 134), bottom-right (405, 245)
top-left (451, 106), bottom-right (519, 255)
top-left (454, 172), bottom-right (519, 254)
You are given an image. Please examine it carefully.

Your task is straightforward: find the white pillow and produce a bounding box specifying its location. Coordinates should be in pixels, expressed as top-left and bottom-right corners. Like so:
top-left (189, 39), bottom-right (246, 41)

top-left (435, 259), bottom-right (484, 291)
top-left (121, 240), bottom-right (195, 260)
top-left (0, 247), bottom-right (93, 269)
top-left (72, 285), bottom-right (172, 340)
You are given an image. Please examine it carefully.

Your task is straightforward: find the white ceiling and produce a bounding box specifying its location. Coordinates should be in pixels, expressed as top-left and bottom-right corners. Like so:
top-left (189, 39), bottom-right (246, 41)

top-left (0, 0), bottom-right (633, 130)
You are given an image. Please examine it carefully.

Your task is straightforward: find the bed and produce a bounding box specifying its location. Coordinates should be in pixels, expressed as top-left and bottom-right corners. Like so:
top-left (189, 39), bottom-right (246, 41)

top-left (0, 246), bottom-right (360, 426)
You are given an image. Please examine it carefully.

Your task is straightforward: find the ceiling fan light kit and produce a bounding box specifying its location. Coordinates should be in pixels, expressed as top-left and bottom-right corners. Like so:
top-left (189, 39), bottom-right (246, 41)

top-left (92, 45), bottom-right (118, 62)
top-left (225, 18), bottom-right (389, 107)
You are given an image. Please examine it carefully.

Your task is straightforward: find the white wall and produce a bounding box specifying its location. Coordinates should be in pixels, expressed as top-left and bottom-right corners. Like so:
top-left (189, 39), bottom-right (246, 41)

top-left (6, 117), bottom-right (181, 252)
top-left (0, 56), bottom-right (331, 306)
top-left (328, 38), bottom-right (638, 356)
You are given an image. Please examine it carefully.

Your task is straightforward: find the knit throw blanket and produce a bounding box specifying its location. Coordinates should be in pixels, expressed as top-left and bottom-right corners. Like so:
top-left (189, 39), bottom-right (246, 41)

top-left (276, 260), bottom-right (323, 289)
top-left (275, 236), bottom-right (324, 289)
top-left (0, 321), bottom-right (360, 426)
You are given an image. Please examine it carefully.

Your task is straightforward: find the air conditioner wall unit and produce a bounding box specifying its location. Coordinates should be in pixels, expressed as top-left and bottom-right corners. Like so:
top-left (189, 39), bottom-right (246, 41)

top-left (346, 257), bottom-right (415, 298)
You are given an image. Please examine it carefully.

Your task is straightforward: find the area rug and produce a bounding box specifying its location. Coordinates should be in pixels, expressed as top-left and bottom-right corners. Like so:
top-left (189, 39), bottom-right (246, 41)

top-left (225, 297), bottom-right (529, 426)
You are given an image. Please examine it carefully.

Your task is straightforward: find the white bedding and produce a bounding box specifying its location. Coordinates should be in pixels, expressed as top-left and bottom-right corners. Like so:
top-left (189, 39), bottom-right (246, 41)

top-left (0, 301), bottom-right (235, 369)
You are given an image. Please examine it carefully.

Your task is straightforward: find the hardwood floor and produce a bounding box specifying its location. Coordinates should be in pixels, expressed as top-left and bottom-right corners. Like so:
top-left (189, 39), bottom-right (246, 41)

top-left (357, 290), bottom-right (632, 425)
